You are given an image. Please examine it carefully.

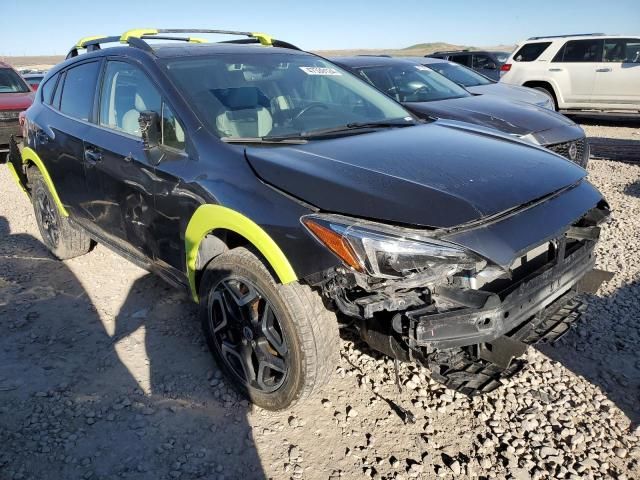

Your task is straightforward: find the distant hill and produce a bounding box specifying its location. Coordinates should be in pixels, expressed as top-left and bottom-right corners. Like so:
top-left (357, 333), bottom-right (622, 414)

top-left (0, 55), bottom-right (65, 70)
top-left (314, 42), bottom-right (515, 58)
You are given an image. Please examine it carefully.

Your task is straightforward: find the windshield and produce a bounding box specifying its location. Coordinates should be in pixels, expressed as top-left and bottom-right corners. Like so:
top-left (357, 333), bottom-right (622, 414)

top-left (163, 53), bottom-right (413, 139)
top-left (426, 62), bottom-right (493, 87)
top-left (0, 68), bottom-right (30, 94)
top-left (355, 64), bottom-right (470, 103)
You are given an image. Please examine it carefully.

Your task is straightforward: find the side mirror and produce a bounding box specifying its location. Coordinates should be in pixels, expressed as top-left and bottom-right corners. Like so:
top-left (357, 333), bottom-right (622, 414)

top-left (138, 111), bottom-right (161, 150)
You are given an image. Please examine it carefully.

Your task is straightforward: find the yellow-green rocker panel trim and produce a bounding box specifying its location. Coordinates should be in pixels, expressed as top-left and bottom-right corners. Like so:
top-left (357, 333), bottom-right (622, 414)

top-left (185, 205), bottom-right (298, 302)
top-left (21, 146), bottom-right (69, 217)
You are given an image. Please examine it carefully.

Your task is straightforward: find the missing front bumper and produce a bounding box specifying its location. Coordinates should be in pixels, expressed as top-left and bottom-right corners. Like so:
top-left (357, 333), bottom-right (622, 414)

top-left (397, 244), bottom-right (609, 350)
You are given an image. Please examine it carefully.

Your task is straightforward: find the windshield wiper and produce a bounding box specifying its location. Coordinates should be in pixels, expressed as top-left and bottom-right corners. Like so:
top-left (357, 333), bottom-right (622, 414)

top-left (299, 120), bottom-right (418, 139)
top-left (221, 136), bottom-right (308, 144)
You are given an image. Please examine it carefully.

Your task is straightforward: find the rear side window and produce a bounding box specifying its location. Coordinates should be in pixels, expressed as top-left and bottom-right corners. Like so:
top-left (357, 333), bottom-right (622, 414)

top-left (450, 54), bottom-right (471, 66)
top-left (603, 38), bottom-right (640, 63)
top-left (553, 39), bottom-right (603, 63)
top-left (59, 62), bottom-right (100, 121)
top-left (473, 54), bottom-right (495, 69)
top-left (513, 42), bottom-right (552, 62)
top-left (40, 74), bottom-right (58, 104)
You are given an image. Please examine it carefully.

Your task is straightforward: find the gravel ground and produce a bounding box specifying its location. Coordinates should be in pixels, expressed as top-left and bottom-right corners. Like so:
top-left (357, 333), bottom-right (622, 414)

top-left (1, 120), bottom-right (639, 480)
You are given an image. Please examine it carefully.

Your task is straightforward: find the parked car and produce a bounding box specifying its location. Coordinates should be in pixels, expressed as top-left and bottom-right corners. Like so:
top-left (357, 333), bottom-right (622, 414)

top-left (427, 50), bottom-right (511, 80)
top-left (5, 29), bottom-right (610, 410)
top-left (402, 56), bottom-right (555, 110)
top-left (500, 34), bottom-right (640, 112)
top-left (331, 56), bottom-right (589, 166)
top-left (22, 73), bottom-right (46, 91)
top-left (0, 61), bottom-right (34, 152)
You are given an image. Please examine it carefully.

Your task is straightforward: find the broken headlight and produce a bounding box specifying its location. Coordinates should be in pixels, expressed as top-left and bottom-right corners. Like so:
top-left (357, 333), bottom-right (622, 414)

top-left (302, 214), bottom-right (485, 279)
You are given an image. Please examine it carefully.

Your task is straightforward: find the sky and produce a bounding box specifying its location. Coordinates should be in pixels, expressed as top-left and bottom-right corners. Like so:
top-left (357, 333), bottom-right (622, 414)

top-left (1, 0), bottom-right (638, 56)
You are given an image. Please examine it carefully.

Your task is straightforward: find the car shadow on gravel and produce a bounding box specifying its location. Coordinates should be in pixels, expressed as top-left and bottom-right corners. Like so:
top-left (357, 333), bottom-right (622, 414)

top-left (588, 137), bottom-right (640, 163)
top-left (0, 216), bottom-right (265, 480)
top-left (537, 284), bottom-right (640, 426)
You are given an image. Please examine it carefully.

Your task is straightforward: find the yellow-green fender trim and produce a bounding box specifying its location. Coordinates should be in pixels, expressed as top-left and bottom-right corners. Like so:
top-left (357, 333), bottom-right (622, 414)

top-left (185, 205), bottom-right (297, 302)
top-left (21, 147), bottom-right (69, 217)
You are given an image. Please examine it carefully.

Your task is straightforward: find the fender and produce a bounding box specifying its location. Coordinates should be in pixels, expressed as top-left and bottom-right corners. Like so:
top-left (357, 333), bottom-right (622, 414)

top-left (184, 204), bottom-right (298, 302)
top-left (20, 146), bottom-right (69, 217)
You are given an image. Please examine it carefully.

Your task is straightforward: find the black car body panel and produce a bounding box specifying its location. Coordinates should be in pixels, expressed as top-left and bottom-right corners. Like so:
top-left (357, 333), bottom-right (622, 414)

top-left (6, 35), bottom-right (612, 399)
top-left (404, 95), bottom-right (576, 136)
top-left (246, 121), bottom-right (586, 229)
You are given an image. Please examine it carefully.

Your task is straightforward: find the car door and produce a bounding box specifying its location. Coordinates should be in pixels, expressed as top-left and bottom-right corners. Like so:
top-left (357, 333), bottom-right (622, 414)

top-left (472, 53), bottom-right (499, 80)
top-left (35, 61), bottom-right (101, 218)
top-left (81, 59), bottom-right (162, 259)
top-left (593, 38), bottom-right (640, 107)
top-left (550, 39), bottom-right (603, 105)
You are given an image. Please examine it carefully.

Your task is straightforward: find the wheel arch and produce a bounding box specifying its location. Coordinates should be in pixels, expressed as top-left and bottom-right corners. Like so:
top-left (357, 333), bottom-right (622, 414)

top-left (20, 146), bottom-right (69, 217)
top-left (185, 204), bottom-right (298, 302)
top-left (522, 80), bottom-right (560, 107)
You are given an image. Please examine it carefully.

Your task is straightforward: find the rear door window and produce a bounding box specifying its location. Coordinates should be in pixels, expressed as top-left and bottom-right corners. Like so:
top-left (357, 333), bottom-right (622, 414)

top-left (553, 39), bottom-right (603, 63)
top-left (473, 54), bottom-right (495, 69)
top-left (450, 54), bottom-right (471, 66)
top-left (40, 74), bottom-right (58, 105)
top-left (603, 38), bottom-right (640, 63)
top-left (59, 62), bottom-right (100, 121)
top-left (513, 42), bottom-right (552, 62)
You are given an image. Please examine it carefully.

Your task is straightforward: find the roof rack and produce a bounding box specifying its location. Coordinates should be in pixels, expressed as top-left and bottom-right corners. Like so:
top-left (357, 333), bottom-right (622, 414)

top-left (527, 33), bottom-right (606, 40)
top-left (66, 28), bottom-right (300, 59)
top-left (431, 49), bottom-right (470, 54)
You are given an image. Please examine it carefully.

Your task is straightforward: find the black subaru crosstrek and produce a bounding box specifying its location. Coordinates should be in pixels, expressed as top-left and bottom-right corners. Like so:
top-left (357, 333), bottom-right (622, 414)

top-left (5, 29), bottom-right (611, 410)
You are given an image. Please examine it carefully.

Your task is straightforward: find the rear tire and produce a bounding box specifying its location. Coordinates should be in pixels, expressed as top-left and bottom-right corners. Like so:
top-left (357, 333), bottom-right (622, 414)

top-left (29, 168), bottom-right (92, 260)
top-left (532, 86), bottom-right (557, 111)
top-left (199, 247), bottom-right (339, 410)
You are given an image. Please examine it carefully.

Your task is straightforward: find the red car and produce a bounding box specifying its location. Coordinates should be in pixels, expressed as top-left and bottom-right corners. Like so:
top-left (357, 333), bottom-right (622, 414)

top-left (0, 61), bottom-right (34, 152)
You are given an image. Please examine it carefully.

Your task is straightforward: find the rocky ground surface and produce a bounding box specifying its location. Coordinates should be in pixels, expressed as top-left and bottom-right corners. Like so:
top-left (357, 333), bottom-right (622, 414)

top-left (1, 118), bottom-right (639, 480)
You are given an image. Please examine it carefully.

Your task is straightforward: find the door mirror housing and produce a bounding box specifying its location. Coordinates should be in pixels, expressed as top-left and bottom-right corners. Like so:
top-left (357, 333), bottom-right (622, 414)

top-left (138, 111), bottom-right (161, 150)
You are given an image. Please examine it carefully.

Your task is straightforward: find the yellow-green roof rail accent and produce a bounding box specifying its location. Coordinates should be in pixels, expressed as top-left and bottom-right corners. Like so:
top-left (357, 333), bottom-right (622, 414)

top-left (120, 28), bottom-right (160, 43)
top-left (75, 35), bottom-right (108, 49)
top-left (250, 32), bottom-right (273, 46)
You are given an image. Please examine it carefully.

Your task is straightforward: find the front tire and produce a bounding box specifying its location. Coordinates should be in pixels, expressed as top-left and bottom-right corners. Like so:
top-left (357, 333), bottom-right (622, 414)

top-left (199, 247), bottom-right (339, 410)
top-left (29, 169), bottom-right (92, 260)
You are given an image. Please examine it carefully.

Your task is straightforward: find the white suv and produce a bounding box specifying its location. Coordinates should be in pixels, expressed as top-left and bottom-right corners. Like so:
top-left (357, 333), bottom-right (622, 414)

top-left (500, 34), bottom-right (640, 112)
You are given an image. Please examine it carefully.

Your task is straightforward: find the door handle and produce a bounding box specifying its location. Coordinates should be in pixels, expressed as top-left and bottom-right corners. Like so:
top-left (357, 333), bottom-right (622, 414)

top-left (548, 68), bottom-right (563, 72)
top-left (84, 148), bottom-right (103, 166)
top-left (596, 68), bottom-right (612, 72)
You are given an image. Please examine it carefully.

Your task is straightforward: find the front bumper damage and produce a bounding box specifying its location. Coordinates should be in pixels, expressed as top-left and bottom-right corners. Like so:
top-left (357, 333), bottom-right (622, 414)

top-left (314, 185), bottom-right (611, 395)
top-left (402, 238), bottom-right (603, 351)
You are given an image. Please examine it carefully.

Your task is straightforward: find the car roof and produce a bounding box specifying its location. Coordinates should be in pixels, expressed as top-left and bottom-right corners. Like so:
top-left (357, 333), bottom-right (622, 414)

top-left (401, 56), bottom-right (446, 65)
top-left (328, 56), bottom-right (423, 68)
top-left (149, 42), bottom-right (312, 58)
top-left (520, 34), bottom-right (636, 43)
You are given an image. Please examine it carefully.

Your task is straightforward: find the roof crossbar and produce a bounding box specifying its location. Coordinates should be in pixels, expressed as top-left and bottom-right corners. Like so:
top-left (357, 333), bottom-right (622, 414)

top-left (66, 28), bottom-right (298, 59)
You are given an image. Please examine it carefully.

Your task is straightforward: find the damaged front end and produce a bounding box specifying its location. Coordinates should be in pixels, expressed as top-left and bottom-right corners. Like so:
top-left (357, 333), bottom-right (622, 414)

top-left (304, 181), bottom-right (612, 395)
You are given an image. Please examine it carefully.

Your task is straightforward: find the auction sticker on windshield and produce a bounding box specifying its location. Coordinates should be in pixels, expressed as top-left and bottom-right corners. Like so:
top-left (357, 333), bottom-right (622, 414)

top-left (299, 67), bottom-right (343, 75)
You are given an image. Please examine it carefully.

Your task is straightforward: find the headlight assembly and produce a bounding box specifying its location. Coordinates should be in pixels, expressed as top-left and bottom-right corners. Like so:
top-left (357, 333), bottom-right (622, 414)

top-left (301, 214), bottom-right (485, 279)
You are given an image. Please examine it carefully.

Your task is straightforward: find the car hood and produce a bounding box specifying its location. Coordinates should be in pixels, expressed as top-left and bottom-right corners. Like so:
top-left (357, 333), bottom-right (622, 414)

top-left (465, 83), bottom-right (551, 107)
top-left (0, 91), bottom-right (34, 110)
top-left (245, 121), bottom-right (586, 229)
top-left (405, 95), bottom-right (574, 136)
